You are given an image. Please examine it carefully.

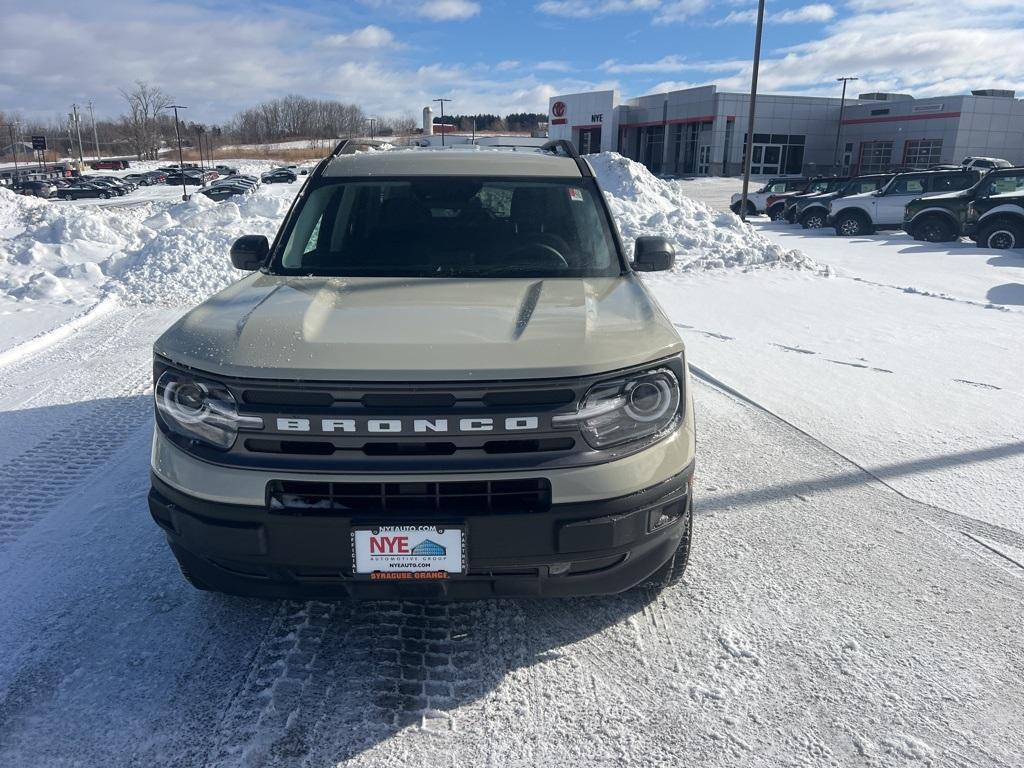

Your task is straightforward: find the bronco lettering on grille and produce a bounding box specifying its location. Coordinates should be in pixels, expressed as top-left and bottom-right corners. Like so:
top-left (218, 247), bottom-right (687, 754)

top-left (273, 416), bottom-right (541, 434)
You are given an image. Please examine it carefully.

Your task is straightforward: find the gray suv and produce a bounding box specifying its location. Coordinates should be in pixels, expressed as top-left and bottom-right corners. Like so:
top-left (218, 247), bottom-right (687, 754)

top-left (149, 140), bottom-right (696, 599)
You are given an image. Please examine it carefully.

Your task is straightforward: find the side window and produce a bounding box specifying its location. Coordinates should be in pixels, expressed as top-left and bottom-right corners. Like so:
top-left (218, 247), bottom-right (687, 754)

top-left (890, 177), bottom-right (925, 194)
top-left (785, 181), bottom-right (805, 191)
top-left (932, 174), bottom-right (974, 192)
top-left (769, 182), bottom-right (787, 193)
top-left (985, 174), bottom-right (1024, 195)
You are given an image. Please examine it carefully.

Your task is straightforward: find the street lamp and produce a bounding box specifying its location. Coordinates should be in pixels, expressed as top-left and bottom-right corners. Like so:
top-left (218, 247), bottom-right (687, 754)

top-left (738, 0), bottom-right (766, 222)
top-left (168, 104), bottom-right (189, 201)
top-left (832, 77), bottom-right (859, 174)
top-left (433, 97), bottom-right (452, 147)
top-left (367, 117), bottom-right (377, 140)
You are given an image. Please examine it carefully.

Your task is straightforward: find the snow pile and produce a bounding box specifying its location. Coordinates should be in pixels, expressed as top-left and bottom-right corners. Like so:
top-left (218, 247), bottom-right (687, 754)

top-left (0, 179), bottom-right (295, 308)
top-left (589, 152), bottom-right (824, 273)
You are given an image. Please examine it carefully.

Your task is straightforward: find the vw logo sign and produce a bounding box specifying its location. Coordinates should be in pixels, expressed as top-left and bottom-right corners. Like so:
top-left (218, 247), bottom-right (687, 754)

top-left (552, 101), bottom-right (567, 118)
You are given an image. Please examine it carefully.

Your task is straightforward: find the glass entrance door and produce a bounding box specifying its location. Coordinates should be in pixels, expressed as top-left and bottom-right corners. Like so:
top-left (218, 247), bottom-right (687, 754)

top-left (697, 145), bottom-right (711, 175)
top-left (751, 143), bottom-right (782, 175)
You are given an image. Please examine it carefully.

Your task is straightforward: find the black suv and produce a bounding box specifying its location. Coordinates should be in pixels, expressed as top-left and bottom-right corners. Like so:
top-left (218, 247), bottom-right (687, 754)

top-left (778, 177), bottom-right (850, 223)
top-left (965, 189), bottom-right (1024, 250)
top-left (903, 167), bottom-right (1024, 243)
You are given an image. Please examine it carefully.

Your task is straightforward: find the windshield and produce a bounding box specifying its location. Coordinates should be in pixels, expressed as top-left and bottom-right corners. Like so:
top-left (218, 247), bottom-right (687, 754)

top-left (273, 177), bottom-right (623, 278)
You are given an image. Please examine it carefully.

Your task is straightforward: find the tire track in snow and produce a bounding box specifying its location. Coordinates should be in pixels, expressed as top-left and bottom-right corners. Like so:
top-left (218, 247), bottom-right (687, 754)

top-left (0, 307), bottom-right (176, 550)
top-left (203, 600), bottom-right (488, 768)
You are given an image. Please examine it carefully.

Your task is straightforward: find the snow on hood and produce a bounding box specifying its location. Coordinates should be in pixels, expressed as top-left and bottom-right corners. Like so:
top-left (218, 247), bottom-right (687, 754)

top-left (0, 152), bottom-right (820, 311)
top-left (587, 152), bottom-right (822, 273)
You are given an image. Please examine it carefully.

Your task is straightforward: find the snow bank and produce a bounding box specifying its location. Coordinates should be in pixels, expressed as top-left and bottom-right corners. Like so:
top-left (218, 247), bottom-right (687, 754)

top-left (1, 152), bottom-right (822, 314)
top-left (588, 152), bottom-right (823, 273)
top-left (0, 168), bottom-right (295, 308)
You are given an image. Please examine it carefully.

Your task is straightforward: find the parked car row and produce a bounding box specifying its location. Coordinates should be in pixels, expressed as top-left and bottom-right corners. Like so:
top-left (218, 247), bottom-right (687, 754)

top-left (197, 173), bottom-right (261, 201)
top-left (764, 165), bottom-right (1024, 250)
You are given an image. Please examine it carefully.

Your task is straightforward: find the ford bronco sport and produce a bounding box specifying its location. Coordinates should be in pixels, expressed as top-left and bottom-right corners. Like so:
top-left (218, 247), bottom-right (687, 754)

top-left (903, 167), bottom-right (1024, 243)
top-left (149, 140), bottom-right (696, 599)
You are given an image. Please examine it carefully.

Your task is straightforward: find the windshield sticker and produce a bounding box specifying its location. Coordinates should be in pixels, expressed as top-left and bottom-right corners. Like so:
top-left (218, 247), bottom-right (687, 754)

top-left (568, 187), bottom-right (584, 202)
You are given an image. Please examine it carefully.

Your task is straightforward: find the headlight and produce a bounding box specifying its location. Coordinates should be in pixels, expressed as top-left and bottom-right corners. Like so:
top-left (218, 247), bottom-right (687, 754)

top-left (155, 369), bottom-right (262, 450)
top-left (553, 367), bottom-right (682, 449)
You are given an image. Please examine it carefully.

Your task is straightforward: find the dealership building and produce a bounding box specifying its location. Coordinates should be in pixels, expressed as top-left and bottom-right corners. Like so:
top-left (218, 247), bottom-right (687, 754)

top-left (547, 86), bottom-right (1024, 177)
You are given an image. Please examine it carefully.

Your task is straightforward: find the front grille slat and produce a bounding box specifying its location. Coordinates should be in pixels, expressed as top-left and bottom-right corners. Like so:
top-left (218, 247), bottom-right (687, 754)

top-left (268, 478), bottom-right (551, 516)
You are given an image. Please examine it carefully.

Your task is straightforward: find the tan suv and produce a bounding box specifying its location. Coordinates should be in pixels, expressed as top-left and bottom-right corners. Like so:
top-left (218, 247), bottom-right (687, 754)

top-left (148, 140), bottom-right (696, 599)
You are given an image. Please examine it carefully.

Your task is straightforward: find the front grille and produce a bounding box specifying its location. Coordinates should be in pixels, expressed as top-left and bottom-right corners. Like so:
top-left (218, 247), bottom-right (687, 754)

top-left (267, 478), bottom-right (552, 516)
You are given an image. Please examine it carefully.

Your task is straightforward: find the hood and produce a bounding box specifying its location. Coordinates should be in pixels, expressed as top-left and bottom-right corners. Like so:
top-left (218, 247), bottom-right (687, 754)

top-left (155, 273), bottom-right (684, 382)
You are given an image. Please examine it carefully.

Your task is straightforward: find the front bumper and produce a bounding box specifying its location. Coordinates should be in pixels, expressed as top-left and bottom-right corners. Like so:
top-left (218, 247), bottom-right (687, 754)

top-left (149, 463), bottom-right (693, 599)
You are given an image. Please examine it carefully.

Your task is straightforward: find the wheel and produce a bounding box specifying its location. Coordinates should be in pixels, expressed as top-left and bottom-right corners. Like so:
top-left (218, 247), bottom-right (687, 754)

top-left (976, 220), bottom-right (1024, 250)
top-left (641, 497), bottom-right (694, 591)
top-left (730, 200), bottom-right (756, 217)
top-left (834, 211), bottom-right (871, 236)
top-left (913, 215), bottom-right (957, 243)
top-left (768, 204), bottom-right (786, 221)
top-left (61, 193), bottom-right (72, 200)
top-left (800, 209), bottom-right (826, 229)
top-left (101, 191), bottom-right (110, 199)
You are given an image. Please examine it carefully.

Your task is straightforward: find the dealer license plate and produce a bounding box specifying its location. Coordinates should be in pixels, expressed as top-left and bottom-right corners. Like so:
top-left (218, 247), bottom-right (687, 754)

top-left (352, 525), bottom-right (465, 579)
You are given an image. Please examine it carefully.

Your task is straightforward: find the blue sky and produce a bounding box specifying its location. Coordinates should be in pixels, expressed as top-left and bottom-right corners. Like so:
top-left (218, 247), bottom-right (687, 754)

top-left (2, 0), bottom-right (1023, 123)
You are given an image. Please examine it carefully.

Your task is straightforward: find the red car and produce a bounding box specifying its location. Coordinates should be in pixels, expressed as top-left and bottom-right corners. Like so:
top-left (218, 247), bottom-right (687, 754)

top-left (90, 159), bottom-right (130, 170)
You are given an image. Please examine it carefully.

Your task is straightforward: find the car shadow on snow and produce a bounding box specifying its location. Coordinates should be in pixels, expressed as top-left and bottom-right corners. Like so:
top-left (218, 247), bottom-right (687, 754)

top-left (986, 283), bottom-right (1024, 305)
top-left (988, 253), bottom-right (1024, 267)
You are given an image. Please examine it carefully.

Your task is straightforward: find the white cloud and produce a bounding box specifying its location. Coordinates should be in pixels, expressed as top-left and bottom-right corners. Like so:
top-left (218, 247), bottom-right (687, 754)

top-left (601, 55), bottom-right (690, 73)
top-left (536, 0), bottom-right (660, 19)
top-left (319, 25), bottom-right (399, 48)
top-left (653, 0), bottom-right (710, 23)
top-left (358, 0), bottom-right (481, 21)
top-left (418, 0), bottom-right (481, 20)
top-left (774, 3), bottom-right (836, 22)
top-left (717, 3), bottom-right (836, 24)
top-left (535, 60), bottom-right (572, 71)
top-left (495, 60), bottom-right (521, 71)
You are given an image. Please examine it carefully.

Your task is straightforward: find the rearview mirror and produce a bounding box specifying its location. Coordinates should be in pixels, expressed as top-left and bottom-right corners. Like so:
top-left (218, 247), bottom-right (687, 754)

top-left (230, 235), bottom-right (269, 270)
top-left (633, 236), bottom-right (675, 272)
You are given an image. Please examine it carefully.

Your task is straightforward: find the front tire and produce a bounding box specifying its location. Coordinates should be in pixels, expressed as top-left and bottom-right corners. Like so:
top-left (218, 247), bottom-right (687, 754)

top-left (800, 209), bottom-right (826, 229)
top-left (100, 191), bottom-right (110, 199)
top-left (834, 211), bottom-right (871, 236)
top-left (61, 192), bottom-right (73, 200)
top-left (768, 204), bottom-right (786, 221)
top-left (913, 215), bottom-right (957, 243)
top-left (976, 220), bottom-right (1023, 250)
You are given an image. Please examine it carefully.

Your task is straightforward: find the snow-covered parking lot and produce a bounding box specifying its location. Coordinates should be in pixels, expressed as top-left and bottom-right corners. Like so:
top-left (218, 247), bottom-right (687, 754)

top-left (0, 154), bottom-right (1022, 767)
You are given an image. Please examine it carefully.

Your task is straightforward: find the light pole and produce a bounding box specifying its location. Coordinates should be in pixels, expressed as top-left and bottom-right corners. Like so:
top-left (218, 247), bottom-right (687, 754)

top-left (738, 0), bottom-right (766, 222)
top-left (168, 104), bottom-right (189, 200)
top-left (433, 97), bottom-right (452, 146)
top-left (832, 77), bottom-right (858, 174)
top-left (88, 100), bottom-right (101, 162)
top-left (367, 117), bottom-right (377, 140)
top-left (196, 126), bottom-right (205, 170)
top-left (70, 104), bottom-right (85, 169)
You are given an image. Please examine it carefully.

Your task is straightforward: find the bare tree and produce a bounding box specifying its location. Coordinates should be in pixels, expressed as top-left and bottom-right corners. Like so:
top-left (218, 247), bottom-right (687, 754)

top-left (120, 81), bottom-right (171, 159)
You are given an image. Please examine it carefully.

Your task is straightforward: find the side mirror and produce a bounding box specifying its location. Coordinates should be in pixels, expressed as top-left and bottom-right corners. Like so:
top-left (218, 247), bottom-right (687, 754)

top-left (633, 236), bottom-right (675, 272)
top-left (872, 189), bottom-right (884, 196)
top-left (230, 235), bottom-right (269, 270)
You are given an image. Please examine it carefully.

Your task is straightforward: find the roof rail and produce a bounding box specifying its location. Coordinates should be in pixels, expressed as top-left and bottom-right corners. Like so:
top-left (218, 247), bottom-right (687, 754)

top-left (539, 139), bottom-right (592, 178)
top-left (540, 139), bottom-right (580, 159)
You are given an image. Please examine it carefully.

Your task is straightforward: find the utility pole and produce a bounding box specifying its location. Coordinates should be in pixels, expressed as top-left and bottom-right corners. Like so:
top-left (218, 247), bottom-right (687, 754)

top-left (4, 123), bottom-right (19, 178)
top-left (88, 100), bottom-right (101, 162)
top-left (196, 127), bottom-right (205, 170)
top-left (832, 77), bottom-right (858, 174)
top-left (738, 0), bottom-right (766, 222)
top-left (433, 97), bottom-right (452, 147)
top-left (66, 115), bottom-right (75, 170)
top-left (168, 104), bottom-right (189, 200)
top-left (70, 104), bottom-right (85, 169)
